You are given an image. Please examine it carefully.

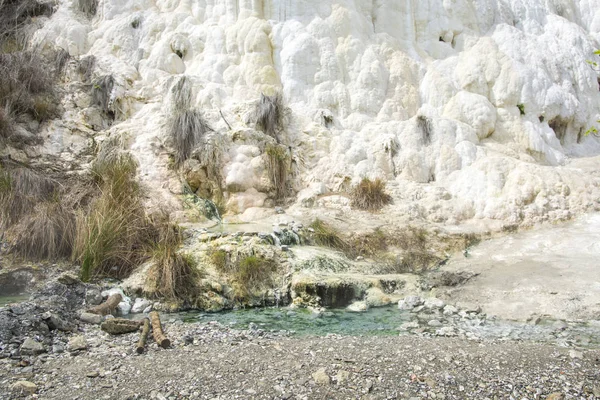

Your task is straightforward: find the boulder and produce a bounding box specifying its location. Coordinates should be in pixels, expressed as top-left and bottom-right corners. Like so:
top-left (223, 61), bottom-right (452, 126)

top-left (20, 338), bottom-right (45, 355)
top-left (423, 298), bottom-right (445, 310)
top-left (131, 298), bottom-right (153, 314)
top-left (398, 296), bottom-right (423, 310)
top-left (11, 381), bottom-right (37, 395)
top-left (79, 312), bottom-right (103, 325)
top-left (67, 335), bottom-right (88, 352)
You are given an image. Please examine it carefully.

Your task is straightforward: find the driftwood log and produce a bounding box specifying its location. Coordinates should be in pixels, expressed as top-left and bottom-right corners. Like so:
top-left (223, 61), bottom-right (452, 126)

top-left (88, 294), bottom-right (122, 316)
top-left (136, 318), bottom-right (150, 354)
top-left (101, 318), bottom-right (142, 335)
top-left (150, 311), bottom-right (170, 348)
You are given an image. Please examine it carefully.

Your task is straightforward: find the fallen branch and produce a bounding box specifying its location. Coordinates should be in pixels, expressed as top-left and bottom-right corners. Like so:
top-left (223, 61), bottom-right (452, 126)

top-left (219, 109), bottom-right (232, 130)
top-left (136, 318), bottom-right (150, 354)
top-left (88, 294), bottom-right (122, 316)
top-left (150, 311), bottom-right (170, 348)
top-left (101, 318), bottom-right (142, 335)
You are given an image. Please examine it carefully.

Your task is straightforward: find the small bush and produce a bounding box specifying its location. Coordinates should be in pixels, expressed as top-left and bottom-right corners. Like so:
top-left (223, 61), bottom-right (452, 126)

top-left (148, 220), bottom-right (200, 300)
top-left (252, 93), bottom-right (288, 141)
top-left (209, 249), bottom-right (228, 272)
top-left (167, 109), bottom-right (211, 166)
top-left (265, 143), bottom-right (289, 200)
top-left (309, 219), bottom-right (348, 251)
top-left (350, 178), bottom-right (392, 211)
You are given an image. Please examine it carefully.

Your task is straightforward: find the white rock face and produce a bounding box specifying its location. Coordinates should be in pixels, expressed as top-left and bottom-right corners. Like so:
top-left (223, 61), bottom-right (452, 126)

top-left (30, 0), bottom-right (600, 226)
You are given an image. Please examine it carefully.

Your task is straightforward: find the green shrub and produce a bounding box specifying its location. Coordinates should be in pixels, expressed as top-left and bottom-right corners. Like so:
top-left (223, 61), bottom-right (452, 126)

top-left (350, 178), bottom-right (392, 211)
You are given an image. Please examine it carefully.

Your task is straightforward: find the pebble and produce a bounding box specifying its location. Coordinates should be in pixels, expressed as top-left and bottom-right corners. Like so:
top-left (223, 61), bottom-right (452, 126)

top-left (11, 381), bottom-right (37, 395)
top-left (312, 368), bottom-right (330, 385)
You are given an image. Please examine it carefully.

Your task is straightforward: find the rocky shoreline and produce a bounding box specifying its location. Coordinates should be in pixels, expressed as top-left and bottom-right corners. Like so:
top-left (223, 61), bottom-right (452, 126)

top-left (1, 273), bottom-right (599, 399)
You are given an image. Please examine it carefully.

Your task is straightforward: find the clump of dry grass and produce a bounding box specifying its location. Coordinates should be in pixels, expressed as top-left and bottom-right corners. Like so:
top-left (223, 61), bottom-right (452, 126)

top-left (211, 249), bottom-right (277, 302)
top-left (0, 166), bottom-right (59, 229)
top-left (309, 219), bottom-right (348, 251)
top-left (264, 143), bottom-right (289, 200)
top-left (9, 200), bottom-right (75, 260)
top-left (73, 152), bottom-right (150, 281)
top-left (147, 218), bottom-right (200, 300)
top-left (77, 0), bottom-right (98, 17)
top-left (0, 0), bottom-right (54, 50)
top-left (252, 93), bottom-right (288, 141)
top-left (167, 109), bottom-right (212, 166)
top-left (350, 178), bottom-right (392, 211)
top-left (0, 51), bottom-right (58, 125)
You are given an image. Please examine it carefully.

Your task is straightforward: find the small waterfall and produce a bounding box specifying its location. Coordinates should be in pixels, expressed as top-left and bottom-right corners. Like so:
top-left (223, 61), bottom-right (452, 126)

top-left (182, 184), bottom-right (222, 223)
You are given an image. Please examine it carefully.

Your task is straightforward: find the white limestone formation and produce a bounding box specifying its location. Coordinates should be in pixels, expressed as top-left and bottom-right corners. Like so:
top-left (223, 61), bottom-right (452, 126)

top-left (28, 0), bottom-right (600, 227)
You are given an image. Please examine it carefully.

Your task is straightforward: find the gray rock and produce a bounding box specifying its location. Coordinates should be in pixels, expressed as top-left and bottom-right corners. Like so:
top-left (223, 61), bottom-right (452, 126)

top-left (79, 312), bottom-right (103, 325)
top-left (398, 296), bottom-right (423, 310)
top-left (312, 368), bottom-right (330, 385)
top-left (57, 272), bottom-right (79, 285)
top-left (67, 335), bottom-right (88, 352)
top-left (398, 321), bottom-right (420, 330)
top-left (143, 305), bottom-right (153, 314)
top-left (42, 311), bottom-right (74, 332)
top-left (442, 305), bottom-right (458, 316)
top-left (85, 288), bottom-right (103, 306)
top-left (131, 298), bottom-right (153, 314)
top-left (428, 319), bottom-right (443, 327)
top-left (11, 380), bottom-right (37, 395)
top-left (424, 298), bottom-right (445, 310)
top-left (20, 338), bottom-right (46, 355)
top-left (52, 344), bottom-right (65, 354)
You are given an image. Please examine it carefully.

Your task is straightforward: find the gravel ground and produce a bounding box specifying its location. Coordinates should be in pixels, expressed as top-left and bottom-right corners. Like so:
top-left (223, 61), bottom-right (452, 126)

top-left (1, 322), bottom-right (599, 400)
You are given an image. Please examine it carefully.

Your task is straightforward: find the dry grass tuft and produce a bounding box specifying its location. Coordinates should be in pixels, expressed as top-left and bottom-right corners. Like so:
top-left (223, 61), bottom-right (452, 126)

top-left (147, 218), bottom-right (200, 300)
top-left (252, 93), bottom-right (288, 141)
top-left (77, 0), bottom-right (98, 17)
top-left (0, 0), bottom-right (54, 50)
top-left (0, 166), bottom-right (59, 228)
top-left (167, 109), bottom-right (212, 166)
top-left (0, 51), bottom-right (58, 124)
top-left (350, 178), bottom-right (392, 211)
top-left (73, 152), bottom-right (150, 281)
top-left (309, 219), bottom-right (348, 251)
top-left (211, 249), bottom-right (277, 302)
top-left (264, 143), bottom-right (289, 200)
top-left (9, 200), bottom-right (75, 260)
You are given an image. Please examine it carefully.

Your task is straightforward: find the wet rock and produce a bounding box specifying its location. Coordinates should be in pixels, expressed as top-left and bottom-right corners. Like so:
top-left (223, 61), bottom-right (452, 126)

top-left (347, 301), bottom-right (368, 312)
top-left (11, 381), bottom-right (37, 395)
top-left (67, 335), bottom-right (88, 352)
top-left (312, 368), bottom-right (330, 385)
top-left (132, 298), bottom-right (153, 313)
top-left (20, 338), bottom-right (45, 355)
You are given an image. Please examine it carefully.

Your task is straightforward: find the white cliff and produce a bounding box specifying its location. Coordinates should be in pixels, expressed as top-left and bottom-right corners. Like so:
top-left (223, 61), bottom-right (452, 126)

top-left (27, 0), bottom-right (600, 227)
